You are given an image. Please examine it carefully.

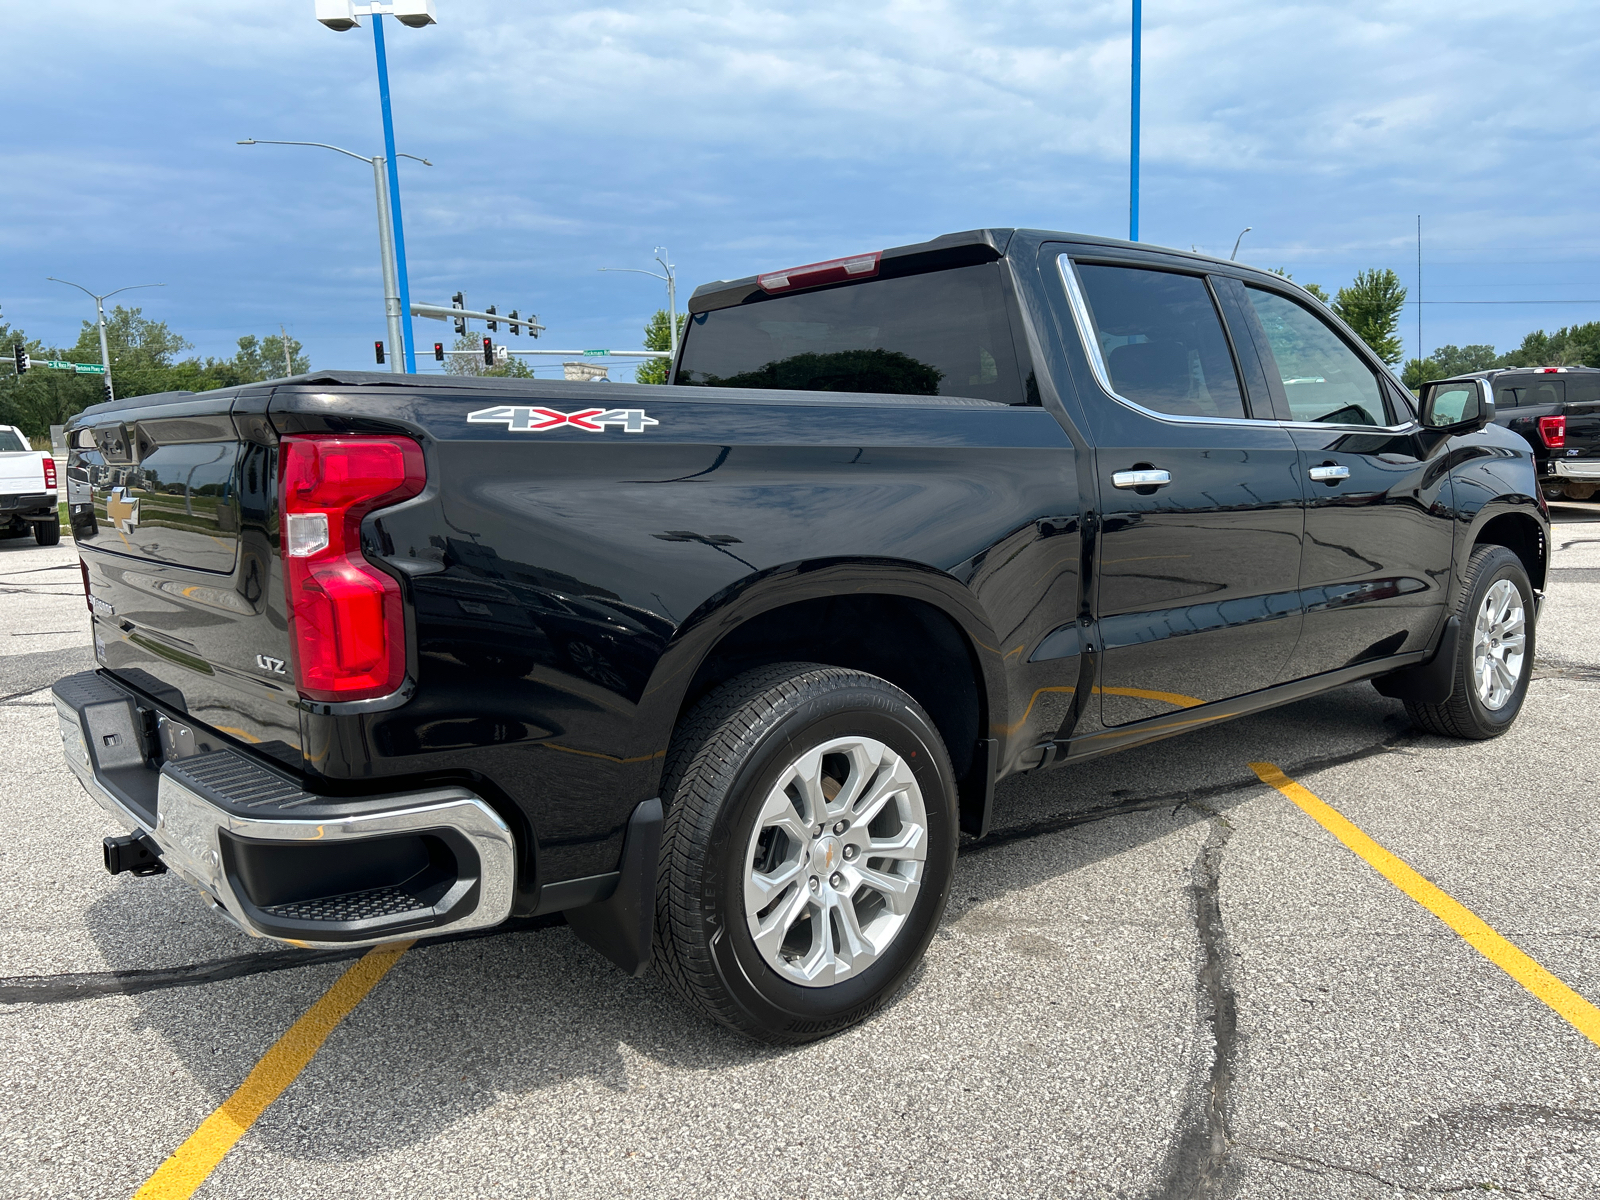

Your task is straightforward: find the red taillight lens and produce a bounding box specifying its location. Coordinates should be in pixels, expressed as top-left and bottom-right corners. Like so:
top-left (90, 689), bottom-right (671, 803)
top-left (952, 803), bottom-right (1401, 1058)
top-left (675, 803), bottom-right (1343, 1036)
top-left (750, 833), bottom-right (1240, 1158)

top-left (1538, 415), bottom-right (1566, 449)
top-left (43, 456), bottom-right (57, 490)
top-left (757, 251), bottom-right (882, 294)
top-left (279, 434), bottom-right (425, 702)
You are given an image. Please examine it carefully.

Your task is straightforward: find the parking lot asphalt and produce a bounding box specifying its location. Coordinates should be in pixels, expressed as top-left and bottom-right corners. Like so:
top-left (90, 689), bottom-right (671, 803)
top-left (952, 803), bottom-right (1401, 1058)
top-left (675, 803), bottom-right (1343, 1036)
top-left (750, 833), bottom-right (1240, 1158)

top-left (2, 506), bottom-right (1597, 1200)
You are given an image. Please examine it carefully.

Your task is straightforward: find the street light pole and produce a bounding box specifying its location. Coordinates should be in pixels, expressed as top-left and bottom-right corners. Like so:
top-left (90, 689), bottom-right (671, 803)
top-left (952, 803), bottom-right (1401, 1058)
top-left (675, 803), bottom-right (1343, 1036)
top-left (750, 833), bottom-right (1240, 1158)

top-left (599, 247), bottom-right (680, 368)
top-left (44, 278), bottom-right (165, 402)
top-left (370, 15), bottom-right (416, 373)
top-left (1230, 227), bottom-right (1252, 260)
top-left (238, 139), bottom-right (429, 374)
top-left (315, 2), bottom-right (437, 373)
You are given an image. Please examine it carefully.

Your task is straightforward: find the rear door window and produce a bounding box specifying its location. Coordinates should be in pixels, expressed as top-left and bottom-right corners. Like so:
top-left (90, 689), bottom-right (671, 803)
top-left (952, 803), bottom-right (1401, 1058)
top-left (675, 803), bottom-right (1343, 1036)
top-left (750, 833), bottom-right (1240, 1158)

top-left (1244, 287), bottom-right (1390, 426)
top-left (1071, 264), bottom-right (1247, 419)
top-left (675, 263), bottom-right (1026, 404)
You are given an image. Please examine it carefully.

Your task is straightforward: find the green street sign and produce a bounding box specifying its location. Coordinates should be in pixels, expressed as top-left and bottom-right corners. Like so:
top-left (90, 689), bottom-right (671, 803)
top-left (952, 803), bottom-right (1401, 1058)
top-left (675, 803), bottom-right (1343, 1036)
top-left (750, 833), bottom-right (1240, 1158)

top-left (42, 360), bottom-right (76, 371)
top-left (582, 349), bottom-right (608, 358)
top-left (74, 363), bottom-right (106, 375)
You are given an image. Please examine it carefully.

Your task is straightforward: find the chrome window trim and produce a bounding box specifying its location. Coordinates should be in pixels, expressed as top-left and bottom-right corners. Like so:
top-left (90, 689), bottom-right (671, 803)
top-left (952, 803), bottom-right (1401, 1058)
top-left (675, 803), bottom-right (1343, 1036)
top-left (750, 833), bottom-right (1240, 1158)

top-left (1055, 253), bottom-right (1418, 436)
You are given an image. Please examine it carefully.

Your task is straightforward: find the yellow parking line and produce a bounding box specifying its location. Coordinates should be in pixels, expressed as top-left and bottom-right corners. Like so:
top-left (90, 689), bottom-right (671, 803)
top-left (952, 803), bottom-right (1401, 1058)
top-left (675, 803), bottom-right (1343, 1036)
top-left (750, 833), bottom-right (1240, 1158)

top-left (132, 940), bottom-right (414, 1199)
top-left (1250, 762), bottom-right (1600, 1051)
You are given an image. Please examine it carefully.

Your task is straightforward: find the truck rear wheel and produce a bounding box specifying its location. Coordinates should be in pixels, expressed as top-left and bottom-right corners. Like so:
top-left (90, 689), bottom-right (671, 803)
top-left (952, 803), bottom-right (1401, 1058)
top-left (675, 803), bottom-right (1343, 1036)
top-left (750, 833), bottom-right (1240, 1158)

top-left (33, 521), bottom-right (60, 546)
top-left (1404, 545), bottom-right (1534, 740)
top-left (654, 663), bottom-right (958, 1044)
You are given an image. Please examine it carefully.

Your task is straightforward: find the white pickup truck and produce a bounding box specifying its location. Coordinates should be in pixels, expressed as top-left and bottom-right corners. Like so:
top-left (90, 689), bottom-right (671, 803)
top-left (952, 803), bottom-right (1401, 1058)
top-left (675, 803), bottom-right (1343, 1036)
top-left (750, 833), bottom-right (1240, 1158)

top-left (0, 424), bottom-right (60, 545)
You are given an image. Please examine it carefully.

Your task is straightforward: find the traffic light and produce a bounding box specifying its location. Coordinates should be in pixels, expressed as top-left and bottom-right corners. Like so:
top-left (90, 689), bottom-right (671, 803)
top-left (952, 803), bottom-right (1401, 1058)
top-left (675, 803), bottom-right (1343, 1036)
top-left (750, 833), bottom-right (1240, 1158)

top-left (11, 342), bottom-right (27, 375)
top-left (433, 342), bottom-right (444, 362)
top-left (509, 310), bottom-right (520, 336)
top-left (374, 340), bottom-right (386, 365)
top-left (486, 304), bottom-right (497, 333)
top-left (482, 337), bottom-right (493, 366)
top-left (452, 292), bottom-right (466, 336)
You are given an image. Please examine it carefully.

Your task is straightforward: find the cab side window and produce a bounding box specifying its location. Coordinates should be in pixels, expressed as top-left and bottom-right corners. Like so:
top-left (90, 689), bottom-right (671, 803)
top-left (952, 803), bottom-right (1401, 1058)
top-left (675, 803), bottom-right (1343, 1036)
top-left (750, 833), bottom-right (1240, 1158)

top-left (1075, 264), bottom-right (1247, 419)
top-left (1244, 287), bottom-right (1390, 426)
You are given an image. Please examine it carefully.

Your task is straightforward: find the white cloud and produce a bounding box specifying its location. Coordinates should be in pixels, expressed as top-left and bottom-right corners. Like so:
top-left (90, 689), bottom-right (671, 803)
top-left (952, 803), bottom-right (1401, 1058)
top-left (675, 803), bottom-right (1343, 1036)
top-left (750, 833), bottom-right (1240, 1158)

top-left (1, 0), bottom-right (1596, 364)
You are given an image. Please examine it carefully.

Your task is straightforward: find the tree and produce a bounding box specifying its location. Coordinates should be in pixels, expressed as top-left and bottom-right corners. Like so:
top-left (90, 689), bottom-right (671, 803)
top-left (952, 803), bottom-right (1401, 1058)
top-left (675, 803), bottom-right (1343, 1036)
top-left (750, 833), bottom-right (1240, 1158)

top-left (443, 333), bottom-right (535, 378)
top-left (1401, 344), bottom-right (1503, 389)
top-left (634, 309), bottom-right (687, 385)
top-left (1499, 322), bottom-right (1600, 369)
top-left (1332, 269), bottom-right (1406, 364)
top-left (0, 306), bottom-right (316, 436)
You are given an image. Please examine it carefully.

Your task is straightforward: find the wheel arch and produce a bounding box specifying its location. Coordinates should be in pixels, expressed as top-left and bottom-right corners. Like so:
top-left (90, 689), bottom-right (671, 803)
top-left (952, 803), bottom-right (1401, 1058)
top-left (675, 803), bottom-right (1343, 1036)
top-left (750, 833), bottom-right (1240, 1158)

top-left (633, 559), bottom-right (1010, 822)
top-left (1470, 505), bottom-right (1548, 592)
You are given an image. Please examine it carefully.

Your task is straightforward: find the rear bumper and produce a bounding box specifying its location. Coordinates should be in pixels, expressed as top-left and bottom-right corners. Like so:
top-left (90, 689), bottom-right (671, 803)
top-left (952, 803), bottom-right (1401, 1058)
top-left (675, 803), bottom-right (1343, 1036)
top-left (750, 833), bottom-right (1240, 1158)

top-left (0, 491), bottom-right (56, 518)
top-left (1551, 459), bottom-right (1600, 480)
top-left (52, 669), bottom-right (516, 948)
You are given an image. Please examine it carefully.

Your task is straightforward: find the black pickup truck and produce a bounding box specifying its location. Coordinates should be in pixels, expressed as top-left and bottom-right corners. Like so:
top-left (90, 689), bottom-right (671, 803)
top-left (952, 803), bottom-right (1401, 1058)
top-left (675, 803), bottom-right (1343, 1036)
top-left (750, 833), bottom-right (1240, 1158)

top-left (52, 228), bottom-right (1548, 1043)
top-left (1455, 366), bottom-right (1600, 502)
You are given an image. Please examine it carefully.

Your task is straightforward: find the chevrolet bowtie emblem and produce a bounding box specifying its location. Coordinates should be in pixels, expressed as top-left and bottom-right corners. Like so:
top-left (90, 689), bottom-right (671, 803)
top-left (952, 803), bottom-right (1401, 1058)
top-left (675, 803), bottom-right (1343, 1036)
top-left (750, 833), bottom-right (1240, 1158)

top-left (106, 487), bottom-right (140, 534)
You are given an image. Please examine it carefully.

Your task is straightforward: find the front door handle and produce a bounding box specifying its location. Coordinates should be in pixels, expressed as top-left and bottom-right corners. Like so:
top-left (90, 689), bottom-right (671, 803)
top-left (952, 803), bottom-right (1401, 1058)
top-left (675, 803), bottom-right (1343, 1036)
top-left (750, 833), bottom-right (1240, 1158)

top-left (1112, 468), bottom-right (1172, 489)
top-left (1308, 463), bottom-right (1350, 483)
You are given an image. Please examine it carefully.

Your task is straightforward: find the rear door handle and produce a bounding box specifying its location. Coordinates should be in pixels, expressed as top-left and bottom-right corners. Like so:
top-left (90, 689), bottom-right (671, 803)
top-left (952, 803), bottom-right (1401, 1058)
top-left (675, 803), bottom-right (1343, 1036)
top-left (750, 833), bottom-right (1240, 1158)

top-left (1111, 468), bottom-right (1172, 489)
top-left (1308, 464), bottom-right (1350, 482)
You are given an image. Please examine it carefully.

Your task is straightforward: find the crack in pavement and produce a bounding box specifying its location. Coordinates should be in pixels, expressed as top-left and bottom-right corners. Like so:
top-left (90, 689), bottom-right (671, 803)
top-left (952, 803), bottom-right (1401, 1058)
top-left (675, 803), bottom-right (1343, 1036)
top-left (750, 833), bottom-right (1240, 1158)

top-left (1146, 811), bottom-right (1237, 1199)
top-left (1531, 659), bottom-right (1600, 684)
top-left (0, 915), bottom-right (567, 1006)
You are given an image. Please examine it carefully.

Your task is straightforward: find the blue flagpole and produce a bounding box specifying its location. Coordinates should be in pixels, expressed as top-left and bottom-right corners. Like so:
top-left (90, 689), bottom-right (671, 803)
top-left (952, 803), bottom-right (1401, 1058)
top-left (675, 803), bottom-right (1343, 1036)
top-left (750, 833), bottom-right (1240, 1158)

top-left (1130, 0), bottom-right (1141, 242)
top-left (372, 14), bottom-right (416, 373)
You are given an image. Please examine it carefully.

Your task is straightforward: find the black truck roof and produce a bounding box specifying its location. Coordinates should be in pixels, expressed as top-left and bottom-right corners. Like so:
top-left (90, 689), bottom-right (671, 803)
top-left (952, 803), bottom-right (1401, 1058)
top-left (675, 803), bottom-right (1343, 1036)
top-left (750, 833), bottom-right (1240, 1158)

top-left (686, 227), bottom-right (1262, 314)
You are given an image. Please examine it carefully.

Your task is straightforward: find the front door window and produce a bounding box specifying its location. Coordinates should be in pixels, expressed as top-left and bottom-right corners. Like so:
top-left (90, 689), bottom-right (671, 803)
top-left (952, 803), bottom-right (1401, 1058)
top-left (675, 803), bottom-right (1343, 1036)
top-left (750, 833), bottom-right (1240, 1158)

top-left (1245, 288), bottom-right (1390, 427)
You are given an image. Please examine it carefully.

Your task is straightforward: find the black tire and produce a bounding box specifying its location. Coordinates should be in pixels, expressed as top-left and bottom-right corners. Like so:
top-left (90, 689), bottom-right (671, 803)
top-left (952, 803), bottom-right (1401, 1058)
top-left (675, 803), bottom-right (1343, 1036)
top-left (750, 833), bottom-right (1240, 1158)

top-left (1404, 545), bottom-right (1534, 740)
top-left (653, 663), bottom-right (958, 1044)
top-left (32, 521), bottom-right (60, 546)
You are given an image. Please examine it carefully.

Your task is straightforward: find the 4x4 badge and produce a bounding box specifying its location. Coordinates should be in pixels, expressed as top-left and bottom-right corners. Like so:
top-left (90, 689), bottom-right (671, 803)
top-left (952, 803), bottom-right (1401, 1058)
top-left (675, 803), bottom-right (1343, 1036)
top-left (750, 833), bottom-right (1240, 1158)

top-left (466, 405), bottom-right (659, 434)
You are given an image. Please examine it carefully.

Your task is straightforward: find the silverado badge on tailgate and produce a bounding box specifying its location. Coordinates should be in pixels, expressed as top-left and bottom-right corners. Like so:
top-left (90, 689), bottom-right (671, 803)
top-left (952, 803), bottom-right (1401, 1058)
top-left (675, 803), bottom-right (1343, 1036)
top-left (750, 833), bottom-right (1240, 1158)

top-left (466, 406), bottom-right (659, 434)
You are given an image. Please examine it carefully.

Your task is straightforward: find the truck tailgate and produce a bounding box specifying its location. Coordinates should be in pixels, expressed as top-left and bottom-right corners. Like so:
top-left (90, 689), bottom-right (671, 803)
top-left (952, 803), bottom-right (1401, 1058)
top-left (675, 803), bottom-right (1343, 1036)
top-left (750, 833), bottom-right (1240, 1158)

top-left (69, 394), bottom-right (301, 764)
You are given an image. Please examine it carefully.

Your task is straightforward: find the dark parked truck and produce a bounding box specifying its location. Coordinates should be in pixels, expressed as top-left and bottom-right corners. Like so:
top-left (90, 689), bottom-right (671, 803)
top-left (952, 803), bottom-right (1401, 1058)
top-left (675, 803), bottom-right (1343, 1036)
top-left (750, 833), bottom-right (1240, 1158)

top-left (53, 229), bottom-right (1549, 1042)
top-left (1469, 366), bottom-right (1600, 502)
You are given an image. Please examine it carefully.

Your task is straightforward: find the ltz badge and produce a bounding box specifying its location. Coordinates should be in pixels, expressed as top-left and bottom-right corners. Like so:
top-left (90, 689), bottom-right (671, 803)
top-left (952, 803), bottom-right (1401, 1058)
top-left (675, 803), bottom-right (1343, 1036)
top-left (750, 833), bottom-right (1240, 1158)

top-left (466, 405), bottom-right (660, 434)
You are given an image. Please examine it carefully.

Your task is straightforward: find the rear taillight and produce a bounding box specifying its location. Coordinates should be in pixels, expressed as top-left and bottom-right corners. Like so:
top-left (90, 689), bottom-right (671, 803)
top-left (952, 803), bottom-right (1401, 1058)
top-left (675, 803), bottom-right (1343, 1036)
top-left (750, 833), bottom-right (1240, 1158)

top-left (79, 558), bottom-right (92, 614)
top-left (279, 434), bottom-right (425, 703)
top-left (43, 457), bottom-right (57, 490)
top-left (1538, 415), bottom-right (1566, 449)
top-left (757, 251), bottom-right (882, 294)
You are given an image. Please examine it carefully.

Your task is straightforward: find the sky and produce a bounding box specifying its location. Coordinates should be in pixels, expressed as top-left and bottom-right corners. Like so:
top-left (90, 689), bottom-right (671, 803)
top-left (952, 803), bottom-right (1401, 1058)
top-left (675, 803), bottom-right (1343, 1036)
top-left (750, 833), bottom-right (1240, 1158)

top-left (2, 0), bottom-right (1598, 382)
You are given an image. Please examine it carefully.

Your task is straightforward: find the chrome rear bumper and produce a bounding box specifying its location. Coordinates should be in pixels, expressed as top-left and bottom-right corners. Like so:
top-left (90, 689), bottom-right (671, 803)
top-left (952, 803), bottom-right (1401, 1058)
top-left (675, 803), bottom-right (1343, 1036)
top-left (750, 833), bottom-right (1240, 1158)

top-left (53, 670), bottom-right (516, 948)
top-left (1552, 459), bottom-right (1600, 480)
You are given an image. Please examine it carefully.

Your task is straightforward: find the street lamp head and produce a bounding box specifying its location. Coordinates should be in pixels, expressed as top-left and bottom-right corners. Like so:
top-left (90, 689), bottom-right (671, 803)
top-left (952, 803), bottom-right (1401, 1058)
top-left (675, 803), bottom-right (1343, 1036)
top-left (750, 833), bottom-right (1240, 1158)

top-left (393, 0), bottom-right (437, 28)
top-left (314, 0), bottom-right (361, 31)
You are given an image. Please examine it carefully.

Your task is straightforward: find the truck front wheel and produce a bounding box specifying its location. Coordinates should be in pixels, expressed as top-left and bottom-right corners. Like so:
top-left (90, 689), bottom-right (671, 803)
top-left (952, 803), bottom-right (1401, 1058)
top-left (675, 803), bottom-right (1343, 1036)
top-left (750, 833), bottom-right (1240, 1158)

top-left (1405, 545), bottom-right (1534, 740)
top-left (653, 663), bottom-right (958, 1043)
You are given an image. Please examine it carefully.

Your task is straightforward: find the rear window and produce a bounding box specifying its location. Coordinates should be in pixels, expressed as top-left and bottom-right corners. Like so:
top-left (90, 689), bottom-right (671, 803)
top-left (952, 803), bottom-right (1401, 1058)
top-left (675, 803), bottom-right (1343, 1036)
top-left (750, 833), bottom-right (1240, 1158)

top-left (1496, 380), bottom-right (1565, 409)
top-left (0, 429), bottom-right (27, 453)
top-left (675, 263), bottom-right (1026, 404)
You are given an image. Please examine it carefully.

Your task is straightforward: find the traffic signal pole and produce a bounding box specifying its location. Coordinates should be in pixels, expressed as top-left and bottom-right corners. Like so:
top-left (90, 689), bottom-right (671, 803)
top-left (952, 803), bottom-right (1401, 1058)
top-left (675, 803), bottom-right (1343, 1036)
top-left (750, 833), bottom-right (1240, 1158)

top-left (372, 155), bottom-right (405, 373)
top-left (93, 296), bottom-right (114, 401)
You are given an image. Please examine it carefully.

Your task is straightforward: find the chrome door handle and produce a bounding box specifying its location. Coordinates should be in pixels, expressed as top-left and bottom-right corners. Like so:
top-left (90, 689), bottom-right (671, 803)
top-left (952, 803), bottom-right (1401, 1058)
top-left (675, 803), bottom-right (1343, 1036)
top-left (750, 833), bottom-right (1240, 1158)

top-left (1308, 464), bottom-right (1350, 482)
top-left (1112, 468), bottom-right (1172, 489)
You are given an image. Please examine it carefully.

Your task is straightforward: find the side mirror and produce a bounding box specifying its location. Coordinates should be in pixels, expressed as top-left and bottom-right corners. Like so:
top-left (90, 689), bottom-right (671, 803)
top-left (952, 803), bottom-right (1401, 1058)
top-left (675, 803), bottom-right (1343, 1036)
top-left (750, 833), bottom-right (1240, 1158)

top-left (1419, 379), bottom-right (1494, 434)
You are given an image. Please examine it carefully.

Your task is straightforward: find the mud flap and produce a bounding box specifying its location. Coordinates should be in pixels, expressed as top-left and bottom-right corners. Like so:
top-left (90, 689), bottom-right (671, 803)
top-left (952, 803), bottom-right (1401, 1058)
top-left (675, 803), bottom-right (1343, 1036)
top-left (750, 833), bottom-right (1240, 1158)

top-left (1373, 616), bottom-right (1460, 706)
top-left (959, 737), bottom-right (998, 839)
top-left (566, 797), bottom-right (663, 977)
